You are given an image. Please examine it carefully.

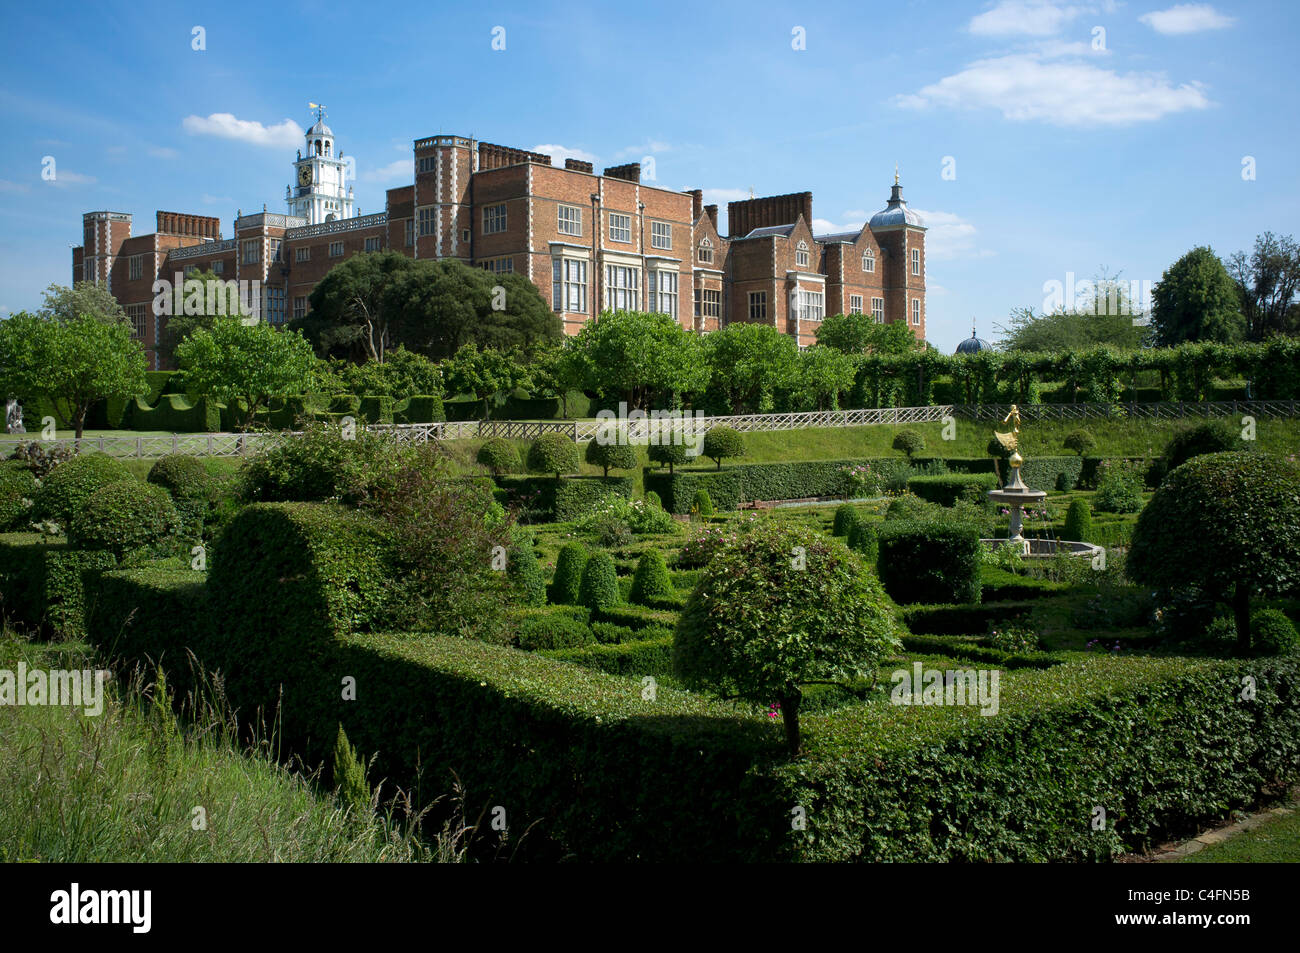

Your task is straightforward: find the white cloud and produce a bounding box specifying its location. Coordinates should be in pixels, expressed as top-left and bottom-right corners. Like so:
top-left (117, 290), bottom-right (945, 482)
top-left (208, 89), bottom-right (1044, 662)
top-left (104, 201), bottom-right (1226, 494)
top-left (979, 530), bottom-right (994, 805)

top-left (1139, 3), bottom-right (1235, 34)
top-left (968, 1), bottom-right (1088, 36)
top-left (361, 158), bottom-right (413, 183)
top-left (811, 218), bottom-right (864, 235)
top-left (182, 113), bottom-right (303, 149)
top-left (531, 143), bottom-right (598, 165)
top-left (895, 52), bottom-right (1209, 125)
top-left (0, 179), bottom-right (30, 194)
top-left (48, 169), bottom-right (97, 188)
top-left (148, 146), bottom-right (180, 159)
top-left (910, 209), bottom-right (996, 260)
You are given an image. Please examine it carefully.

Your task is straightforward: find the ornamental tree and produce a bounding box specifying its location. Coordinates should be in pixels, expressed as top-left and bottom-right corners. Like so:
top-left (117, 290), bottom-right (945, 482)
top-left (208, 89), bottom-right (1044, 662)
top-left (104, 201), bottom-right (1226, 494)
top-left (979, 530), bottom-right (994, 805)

top-left (584, 438), bottom-right (638, 477)
top-left (702, 426), bottom-right (745, 470)
top-left (527, 432), bottom-right (581, 479)
top-left (673, 522), bottom-right (901, 755)
top-left (440, 342), bottom-right (530, 420)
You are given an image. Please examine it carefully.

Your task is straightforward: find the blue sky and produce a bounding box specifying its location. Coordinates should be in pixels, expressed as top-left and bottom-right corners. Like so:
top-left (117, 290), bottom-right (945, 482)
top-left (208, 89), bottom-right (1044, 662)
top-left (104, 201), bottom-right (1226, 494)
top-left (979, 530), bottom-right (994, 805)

top-left (1, 0), bottom-right (1294, 352)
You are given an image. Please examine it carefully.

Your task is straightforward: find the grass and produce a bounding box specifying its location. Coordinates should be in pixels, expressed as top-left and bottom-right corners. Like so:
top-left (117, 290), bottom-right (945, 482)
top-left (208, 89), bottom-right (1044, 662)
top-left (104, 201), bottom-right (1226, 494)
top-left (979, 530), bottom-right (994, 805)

top-left (1179, 806), bottom-right (1300, 862)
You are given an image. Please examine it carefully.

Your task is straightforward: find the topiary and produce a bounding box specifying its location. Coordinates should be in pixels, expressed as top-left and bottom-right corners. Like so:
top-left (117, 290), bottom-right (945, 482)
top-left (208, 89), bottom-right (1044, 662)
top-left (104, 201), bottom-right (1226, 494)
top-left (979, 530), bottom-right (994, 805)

top-left (1250, 609), bottom-right (1299, 657)
top-left (673, 521), bottom-right (902, 754)
top-left (701, 426), bottom-right (745, 470)
top-left (0, 462), bottom-right (38, 531)
top-left (847, 520), bottom-right (878, 562)
top-left (585, 439), bottom-right (639, 477)
top-left (1162, 420), bottom-right (1241, 473)
top-left (1063, 429), bottom-right (1097, 457)
top-left (1094, 462), bottom-right (1144, 514)
top-left (578, 550), bottom-right (620, 611)
top-left (515, 612), bottom-right (595, 650)
top-left (885, 493), bottom-right (934, 522)
top-left (876, 519), bottom-right (982, 605)
top-left (629, 550), bottom-right (674, 606)
top-left (476, 437), bottom-right (520, 477)
top-left (692, 489), bottom-right (714, 517)
top-left (527, 432), bottom-right (581, 479)
top-left (892, 429), bottom-right (925, 458)
top-left (832, 503), bottom-right (861, 537)
top-left (331, 724), bottom-right (371, 815)
top-left (548, 541), bottom-right (589, 605)
top-left (32, 453), bottom-right (134, 525)
top-left (507, 528), bottom-right (547, 606)
top-left (69, 479), bottom-right (181, 558)
top-left (1062, 498), bottom-right (1093, 543)
top-left (648, 441), bottom-right (689, 473)
top-left (645, 490), bottom-right (662, 508)
top-left (239, 423), bottom-right (408, 505)
top-left (147, 454), bottom-right (213, 533)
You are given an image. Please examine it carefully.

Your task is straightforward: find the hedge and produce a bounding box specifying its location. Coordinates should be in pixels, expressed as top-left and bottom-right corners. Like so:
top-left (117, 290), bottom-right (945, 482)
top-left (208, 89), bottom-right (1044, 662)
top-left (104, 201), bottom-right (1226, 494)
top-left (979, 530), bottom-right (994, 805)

top-left (980, 567), bottom-right (1070, 602)
top-left (540, 635), bottom-right (674, 678)
top-left (902, 600), bottom-right (1035, 635)
top-left (358, 395), bottom-right (394, 425)
top-left (0, 533), bottom-right (116, 638)
top-left (496, 475), bottom-right (634, 522)
top-left (1018, 455), bottom-right (1085, 492)
top-left (124, 393), bottom-right (222, 433)
top-left (646, 459), bottom-right (879, 513)
top-left (876, 520), bottom-right (983, 605)
top-left (0, 464), bottom-right (38, 531)
top-left (906, 473), bottom-right (998, 507)
top-left (395, 395), bottom-right (447, 424)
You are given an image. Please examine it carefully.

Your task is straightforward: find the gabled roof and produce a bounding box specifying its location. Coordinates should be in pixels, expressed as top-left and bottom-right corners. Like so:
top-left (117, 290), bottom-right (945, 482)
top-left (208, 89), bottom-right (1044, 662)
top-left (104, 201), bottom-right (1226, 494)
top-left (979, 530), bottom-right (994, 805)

top-left (739, 223), bottom-right (795, 240)
top-left (813, 229), bottom-right (862, 244)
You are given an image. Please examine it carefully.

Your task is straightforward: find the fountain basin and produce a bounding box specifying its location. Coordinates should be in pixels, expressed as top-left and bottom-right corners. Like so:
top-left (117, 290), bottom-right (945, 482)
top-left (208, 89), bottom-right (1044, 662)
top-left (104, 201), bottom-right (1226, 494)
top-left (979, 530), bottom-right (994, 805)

top-left (981, 537), bottom-right (1105, 561)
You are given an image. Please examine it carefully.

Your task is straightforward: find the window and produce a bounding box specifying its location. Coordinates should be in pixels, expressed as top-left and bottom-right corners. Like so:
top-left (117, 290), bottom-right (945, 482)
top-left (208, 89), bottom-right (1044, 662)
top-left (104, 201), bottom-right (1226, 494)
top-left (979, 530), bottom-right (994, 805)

top-left (552, 258), bottom-right (587, 313)
top-left (364, 237), bottom-right (381, 252)
top-left (480, 257), bottom-right (513, 274)
top-left (241, 239), bottom-right (260, 265)
top-left (212, 260), bottom-right (224, 276)
top-left (266, 287), bottom-right (286, 325)
top-left (698, 238), bottom-right (713, 264)
top-left (911, 248), bottom-right (921, 276)
top-left (329, 241), bottom-right (343, 258)
top-left (604, 264), bottom-right (639, 311)
top-left (418, 207), bottom-right (436, 237)
top-left (558, 205), bottom-right (582, 237)
top-left (694, 288), bottom-right (720, 319)
top-left (862, 249), bottom-right (875, 273)
top-left (483, 204), bottom-right (507, 234)
top-left (796, 290), bottom-right (824, 321)
top-left (849, 294), bottom-right (863, 315)
top-left (268, 239), bottom-right (282, 262)
top-left (83, 260), bottom-right (93, 282)
top-left (795, 240), bottom-right (810, 269)
top-left (871, 297), bottom-right (884, 322)
top-left (912, 299), bottom-right (921, 325)
top-left (129, 255), bottom-right (143, 280)
top-left (748, 291), bottom-right (768, 322)
top-left (417, 156), bottom-right (436, 174)
top-left (293, 296), bottom-right (307, 321)
top-left (608, 213), bottom-right (631, 244)
top-left (183, 264), bottom-right (199, 279)
top-left (405, 219), bottom-right (414, 247)
top-left (651, 221), bottom-right (671, 250)
top-left (462, 228), bottom-right (471, 243)
top-left (648, 270), bottom-right (677, 318)
top-left (126, 304), bottom-right (146, 340)
top-left (295, 247), bottom-right (311, 263)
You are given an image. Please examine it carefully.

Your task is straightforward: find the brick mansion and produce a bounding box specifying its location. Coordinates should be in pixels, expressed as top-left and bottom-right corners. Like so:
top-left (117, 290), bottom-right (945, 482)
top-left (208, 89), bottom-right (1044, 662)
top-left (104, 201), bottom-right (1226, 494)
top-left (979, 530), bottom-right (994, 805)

top-left (72, 110), bottom-right (927, 368)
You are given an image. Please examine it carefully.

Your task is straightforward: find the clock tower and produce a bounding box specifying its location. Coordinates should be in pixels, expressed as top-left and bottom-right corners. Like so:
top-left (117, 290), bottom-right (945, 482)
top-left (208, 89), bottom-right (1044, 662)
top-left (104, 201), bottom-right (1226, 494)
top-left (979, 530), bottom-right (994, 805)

top-left (287, 104), bottom-right (355, 225)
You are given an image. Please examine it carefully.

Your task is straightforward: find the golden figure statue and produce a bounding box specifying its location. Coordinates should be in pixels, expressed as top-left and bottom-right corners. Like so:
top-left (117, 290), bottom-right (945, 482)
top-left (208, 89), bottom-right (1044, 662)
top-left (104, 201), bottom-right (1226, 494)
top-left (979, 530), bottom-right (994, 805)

top-left (993, 404), bottom-right (1021, 453)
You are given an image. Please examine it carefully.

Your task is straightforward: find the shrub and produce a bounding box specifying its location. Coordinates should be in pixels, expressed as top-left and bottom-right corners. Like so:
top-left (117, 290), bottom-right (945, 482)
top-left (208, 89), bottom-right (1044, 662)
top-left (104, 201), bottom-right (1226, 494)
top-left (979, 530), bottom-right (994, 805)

top-left (892, 429), bottom-right (925, 458)
top-left (907, 473), bottom-right (998, 507)
top-left (515, 612), bottom-right (595, 651)
top-left (987, 624), bottom-right (1041, 653)
top-left (496, 475), bottom-right (634, 523)
top-left (876, 520), bottom-right (983, 605)
top-left (32, 453), bottom-right (134, 524)
top-left (629, 550), bottom-right (674, 606)
top-left (847, 520), bottom-right (878, 562)
top-left (1251, 609), bottom-right (1300, 657)
top-left (332, 725), bottom-right (371, 814)
top-left (674, 522), bottom-right (902, 753)
top-left (690, 489), bottom-right (713, 518)
top-left (645, 490), bottom-right (662, 508)
top-left (648, 441), bottom-right (689, 473)
top-left (585, 439), bottom-right (639, 477)
top-left (1163, 420), bottom-right (1240, 473)
top-left (885, 493), bottom-right (934, 522)
top-left (548, 541), bottom-right (589, 605)
top-left (147, 454), bottom-right (213, 532)
top-left (0, 463), bottom-right (38, 531)
top-left (1063, 429), bottom-right (1096, 457)
top-left (576, 495), bottom-right (676, 537)
top-left (476, 437), bottom-right (520, 477)
top-left (239, 423), bottom-right (410, 505)
top-left (701, 426), bottom-right (745, 470)
top-left (69, 480), bottom-right (181, 558)
top-left (527, 433), bottom-right (581, 479)
top-left (1063, 498), bottom-right (1093, 543)
top-left (578, 551), bottom-right (620, 612)
top-left (508, 528), bottom-right (547, 606)
top-left (1130, 451), bottom-right (1300, 652)
top-left (1094, 461), bottom-right (1145, 514)
top-left (832, 503), bottom-right (861, 537)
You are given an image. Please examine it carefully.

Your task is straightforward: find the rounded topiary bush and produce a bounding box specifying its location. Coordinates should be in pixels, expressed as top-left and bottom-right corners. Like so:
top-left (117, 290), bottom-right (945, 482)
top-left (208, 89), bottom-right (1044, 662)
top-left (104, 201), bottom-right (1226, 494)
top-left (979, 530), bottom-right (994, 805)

top-left (648, 441), bottom-right (689, 473)
top-left (701, 426), bottom-right (745, 470)
top-left (645, 490), bottom-right (662, 509)
top-left (1163, 420), bottom-right (1240, 473)
top-left (892, 429), bottom-right (925, 458)
top-left (585, 439), bottom-right (639, 477)
top-left (476, 437), bottom-right (520, 477)
top-left (527, 432), bottom-right (581, 479)
top-left (885, 493), bottom-right (934, 522)
top-left (147, 454), bottom-right (213, 531)
top-left (832, 503), bottom-right (861, 537)
top-left (70, 479), bottom-right (181, 557)
top-left (548, 541), bottom-right (589, 605)
top-left (0, 462), bottom-right (38, 531)
top-left (33, 453), bottom-right (134, 524)
top-left (1093, 462), bottom-right (1144, 513)
top-left (673, 521), bottom-right (902, 754)
top-left (629, 550), bottom-right (674, 606)
top-left (578, 550), bottom-right (620, 611)
top-left (692, 489), bottom-right (714, 517)
top-left (508, 528), bottom-right (547, 607)
top-left (1063, 429), bottom-right (1097, 457)
top-left (847, 520), bottom-right (878, 562)
top-left (1251, 609), bottom-right (1300, 656)
top-left (1063, 498), bottom-right (1093, 542)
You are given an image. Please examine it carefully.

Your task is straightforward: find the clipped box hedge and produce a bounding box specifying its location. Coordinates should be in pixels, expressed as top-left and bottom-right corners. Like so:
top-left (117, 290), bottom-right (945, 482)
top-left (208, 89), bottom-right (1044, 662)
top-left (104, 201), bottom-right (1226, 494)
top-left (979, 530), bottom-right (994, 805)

top-left (907, 473), bottom-right (999, 506)
top-left (646, 459), bottom-right (878, 513)
top-left (876, 520), bottom-right (983, 605)
top-left (902, 600), bottom-right (1034, 635)
top-left (539, 634), bottom-right (674, 678)
top-left (125, 394), bottom-right (222, 433)
top-left (496, 475), bottom-right (634, 522)
top-left (1018, 455), bottom-right (1084, 492)
top-left (358, 395), bottom-right (394, 424)
top-left (395, 395), bottom-right (446, 424)
top-left (0, 533), bottom-right (116, 638)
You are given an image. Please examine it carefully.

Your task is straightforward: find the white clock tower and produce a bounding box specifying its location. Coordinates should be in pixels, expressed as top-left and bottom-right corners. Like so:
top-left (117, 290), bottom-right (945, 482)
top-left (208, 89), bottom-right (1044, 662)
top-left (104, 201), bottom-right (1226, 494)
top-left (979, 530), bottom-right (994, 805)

top-left (286, 104), bottom-right (355, 225)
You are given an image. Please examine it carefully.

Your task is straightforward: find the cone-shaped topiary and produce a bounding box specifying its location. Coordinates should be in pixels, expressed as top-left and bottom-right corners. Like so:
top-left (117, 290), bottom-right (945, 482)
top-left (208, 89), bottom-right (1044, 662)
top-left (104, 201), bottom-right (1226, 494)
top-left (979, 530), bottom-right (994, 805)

top-left (630, 549), bottom-right (674, 605)
top-left (548, 541), bottom-right (589, 605)
top-left (847, 520), bottom-right (878, 562)
top-left (585, 439), bottom-right (639, 477)
top-left (578, 550), bottom-right (620, 611)
top-left (1063, 498), bottom-right (1093, 542)
top-left (693, 488), bottom-right (714, 517)
top-left (332, 724), bottom-right (371, 815)
top-left (508, 528), bottom-right (547, 606)
top-left (832, 503), bottom-right (861, 537)
top-left (527, 432), bottom-right (581, 479)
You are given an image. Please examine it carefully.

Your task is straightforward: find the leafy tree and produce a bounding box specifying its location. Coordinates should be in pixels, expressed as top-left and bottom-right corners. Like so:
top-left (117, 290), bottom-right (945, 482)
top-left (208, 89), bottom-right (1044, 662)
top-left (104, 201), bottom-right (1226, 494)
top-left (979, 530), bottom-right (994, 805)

top-left (527, 432), bottom-right (581, 479)
top-left (0, 312), bottom-right (148, 438)
top-left (1063, 429), bottom-right (1096, 456)
top-left (320, 346), bottom-right (444, 400)
top-left (1129, 451), bottom-right (1300, 651)
top-left (892, 429), bottom-right (925, 458)
top-left (441, 342), bottom-right (530, 419)
top-left (1226, 233), bottom-right (1300, 340)
top-left (156, 269), bottom-right (251, 364)
top-left (648, 441), bottom-right (689, 473)
top-left (570, 310), bottom-right (707, 409)
top-left (476, 437), bottom-right (520, 476)
top-left (1151, 247), bottom-right (1245, 346)
top-left (175, 319), bottom-right (318, 431)
top-left (584, 438), bottom-right (638, 476)
top-left (787, 346), bottom-right (857, 410)
top-left (702, 426), bottom-right (745, 470)
top-left (39, 281), bottom-right (129, 325)
top-left (816, 313), bottom-right (922, 355)
top-left (703, 323), bottom-right (798, 414)
top-left (673, 522), bottom-right (901, 754)
top-left (528, 341), bottom-right (586, 417)
top-left (295, 251), bottom-right (415, 362)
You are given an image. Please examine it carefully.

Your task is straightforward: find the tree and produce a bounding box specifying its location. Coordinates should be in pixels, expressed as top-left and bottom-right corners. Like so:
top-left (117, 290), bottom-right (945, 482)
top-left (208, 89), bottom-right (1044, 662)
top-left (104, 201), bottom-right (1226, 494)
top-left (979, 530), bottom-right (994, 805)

top-left (673, 522), bottom-right (901, 754)
top-left (816, 313), bottom-right (922, 355)
top-left (295, 250), bottom-right (416, 362)
top-left (1151, 247), bottom-right (1245, 346)
top-left (175, 320), bottom-right (319, 431)
top-left (39, 281), bottom-right (129, 325)
top-left (571, 310), bottom-right (707, 409)
top-left (1227, 233), bottom-right (1300, 341)
top-left (788, 346), bottom-right (856, 410)
top-left (0, 312), bottom-right (148, 438)
top-left (648, 441), bottom-right (688, 473)
top-left (1128, 451), bottom-right (1300, 651)
top-left (892, 429), bottom-right (925, 458)
top-left (155, 269), bottom-right (249, 365)
top-left (526, 432), bottom-right (581, 479)
top-left (319, 346), bottom-right (444, 400)
top-left (702, 322), bottom-right (798, 414)
top-left (585, 438), bottom-right (638, 477)
top-left (528, 341), bottom-right (586, 417)
top-left (702, 426), bottom-right (745, 470)
top-left (441, 343), bottom-right (530, 420)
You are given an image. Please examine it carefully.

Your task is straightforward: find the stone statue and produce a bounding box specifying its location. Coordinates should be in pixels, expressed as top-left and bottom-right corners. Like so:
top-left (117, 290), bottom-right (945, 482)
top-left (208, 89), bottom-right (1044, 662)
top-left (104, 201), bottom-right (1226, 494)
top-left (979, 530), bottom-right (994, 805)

top-left (5, 399), bottom-right (24, 434)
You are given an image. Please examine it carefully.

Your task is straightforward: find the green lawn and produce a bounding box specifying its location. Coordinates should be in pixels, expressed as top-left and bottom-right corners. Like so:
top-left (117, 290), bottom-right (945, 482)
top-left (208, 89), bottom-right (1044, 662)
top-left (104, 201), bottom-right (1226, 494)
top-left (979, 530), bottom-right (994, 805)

top-left (1179, 806), bottom-right (1300, 862)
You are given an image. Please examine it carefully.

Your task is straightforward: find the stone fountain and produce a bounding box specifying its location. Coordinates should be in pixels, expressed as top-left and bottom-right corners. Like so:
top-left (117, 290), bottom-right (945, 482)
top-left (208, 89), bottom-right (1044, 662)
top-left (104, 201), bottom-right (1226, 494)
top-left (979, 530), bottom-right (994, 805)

top-left (986, 405), bottom-right (1046, 549)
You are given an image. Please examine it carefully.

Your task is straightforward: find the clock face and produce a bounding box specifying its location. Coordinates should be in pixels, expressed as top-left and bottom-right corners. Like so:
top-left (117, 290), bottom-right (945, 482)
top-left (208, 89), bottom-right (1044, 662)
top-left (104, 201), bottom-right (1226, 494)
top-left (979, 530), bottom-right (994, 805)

top-left (298, 165), bottom-right (312, 187)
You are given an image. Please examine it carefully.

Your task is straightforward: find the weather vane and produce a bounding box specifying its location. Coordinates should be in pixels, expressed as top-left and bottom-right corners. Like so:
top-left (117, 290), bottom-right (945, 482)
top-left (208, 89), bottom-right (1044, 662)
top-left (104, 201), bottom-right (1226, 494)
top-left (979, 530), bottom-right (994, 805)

top-left (308, 102), bottom-right (327, 122)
